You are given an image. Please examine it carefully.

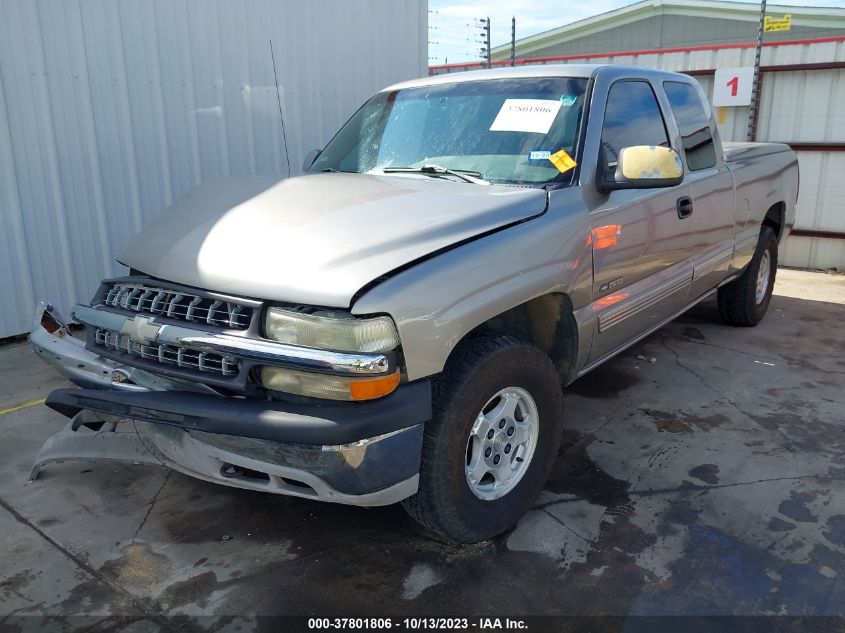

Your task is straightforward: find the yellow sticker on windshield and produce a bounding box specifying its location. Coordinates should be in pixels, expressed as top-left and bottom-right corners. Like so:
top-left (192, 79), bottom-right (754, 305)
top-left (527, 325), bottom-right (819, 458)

top-left (549, 149), bottom-right (577, 174)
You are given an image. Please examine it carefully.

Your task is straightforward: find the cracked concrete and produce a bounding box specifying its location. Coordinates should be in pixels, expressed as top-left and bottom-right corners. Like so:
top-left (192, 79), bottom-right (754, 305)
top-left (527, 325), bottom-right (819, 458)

top-left (0, 268), bottom-right (843, 624)
top-left (132, 472), bottom-right (172, 544)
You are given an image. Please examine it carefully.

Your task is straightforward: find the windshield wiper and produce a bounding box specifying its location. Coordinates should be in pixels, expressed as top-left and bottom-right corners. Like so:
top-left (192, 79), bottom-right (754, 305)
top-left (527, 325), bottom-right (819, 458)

top-left (382, 164), bottom-right (489, 185)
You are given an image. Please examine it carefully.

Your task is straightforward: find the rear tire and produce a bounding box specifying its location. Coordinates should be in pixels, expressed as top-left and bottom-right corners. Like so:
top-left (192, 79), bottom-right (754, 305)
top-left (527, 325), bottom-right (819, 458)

top-left (402, 336), bottom-right (564, 543)
top-left (718, 226), bottom-right (778, 327)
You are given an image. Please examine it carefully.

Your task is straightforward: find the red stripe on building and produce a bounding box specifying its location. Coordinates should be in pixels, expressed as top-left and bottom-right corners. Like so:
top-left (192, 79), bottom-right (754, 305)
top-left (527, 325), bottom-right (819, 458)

top-left (428, 35), bottom-right (845, 73)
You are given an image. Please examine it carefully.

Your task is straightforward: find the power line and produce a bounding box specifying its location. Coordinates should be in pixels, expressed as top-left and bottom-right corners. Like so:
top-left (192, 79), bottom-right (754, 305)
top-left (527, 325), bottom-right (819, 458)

top-left (427, 9), bottom-right (479, 65)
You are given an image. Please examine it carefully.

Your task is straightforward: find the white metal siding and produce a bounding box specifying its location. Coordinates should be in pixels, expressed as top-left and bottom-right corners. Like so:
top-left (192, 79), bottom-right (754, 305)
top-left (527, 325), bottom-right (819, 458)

top-left (0, 0), bottom-right (427, 338)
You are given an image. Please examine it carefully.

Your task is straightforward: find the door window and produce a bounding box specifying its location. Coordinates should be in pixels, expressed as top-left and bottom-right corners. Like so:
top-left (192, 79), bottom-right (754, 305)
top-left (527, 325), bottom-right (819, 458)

top-left (600, 81), bottom-right (669, 172)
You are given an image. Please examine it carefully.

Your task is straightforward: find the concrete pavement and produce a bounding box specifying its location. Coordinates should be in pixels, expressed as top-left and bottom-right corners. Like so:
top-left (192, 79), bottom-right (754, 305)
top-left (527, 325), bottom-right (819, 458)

top-left (1, 268), bottom-right (843, 626)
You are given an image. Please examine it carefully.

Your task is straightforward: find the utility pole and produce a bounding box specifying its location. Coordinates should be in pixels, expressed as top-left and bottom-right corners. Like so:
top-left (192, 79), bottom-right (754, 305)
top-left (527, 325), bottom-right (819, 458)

top-left (747, 0), bottom-right (766, 141)
top-left (511, 16), bottom-right (516, 66)
top-left (487, 18), bottom-right (492, 68)
top-left (486, 17), bottom-right (491, 68)
top-left (478, 17), bottom-right (491, 68)
top-left (427, 9), bottom-right (438, 67)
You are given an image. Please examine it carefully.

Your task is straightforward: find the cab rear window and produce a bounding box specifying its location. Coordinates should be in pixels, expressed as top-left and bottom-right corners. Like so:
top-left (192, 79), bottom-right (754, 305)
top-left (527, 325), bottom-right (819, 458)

top-left (664, 81), bottom-right (717, 171)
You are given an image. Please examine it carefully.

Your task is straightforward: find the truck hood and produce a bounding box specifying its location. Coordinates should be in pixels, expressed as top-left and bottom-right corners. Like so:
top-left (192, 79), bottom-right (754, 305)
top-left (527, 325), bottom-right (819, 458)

top-left (119, 173), bottom-right (548, 307)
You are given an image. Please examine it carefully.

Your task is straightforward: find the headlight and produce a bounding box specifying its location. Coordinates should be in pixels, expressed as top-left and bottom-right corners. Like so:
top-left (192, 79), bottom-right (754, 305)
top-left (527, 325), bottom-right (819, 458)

top-left (264, 308), bottom-right (399, 353)
top-left (261, 307), bottom-right (402, 400)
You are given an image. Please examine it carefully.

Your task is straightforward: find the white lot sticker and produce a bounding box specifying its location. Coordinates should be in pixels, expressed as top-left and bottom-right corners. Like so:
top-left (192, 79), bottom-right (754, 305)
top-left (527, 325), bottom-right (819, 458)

top-left (490, 99), bottom-right (563, 134)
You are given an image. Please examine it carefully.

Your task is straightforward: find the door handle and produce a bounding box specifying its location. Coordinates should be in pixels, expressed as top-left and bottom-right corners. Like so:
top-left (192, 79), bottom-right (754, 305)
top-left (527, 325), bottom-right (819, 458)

top-left (677, 196), bottom-right (694, 219)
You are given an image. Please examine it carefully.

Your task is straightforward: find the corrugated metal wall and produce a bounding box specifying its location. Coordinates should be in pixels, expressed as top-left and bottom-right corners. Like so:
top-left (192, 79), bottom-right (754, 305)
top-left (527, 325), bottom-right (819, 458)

top-left (0, 0), bottom-right (427, 338)
top-left (435, 38), bottom-right (845, 272)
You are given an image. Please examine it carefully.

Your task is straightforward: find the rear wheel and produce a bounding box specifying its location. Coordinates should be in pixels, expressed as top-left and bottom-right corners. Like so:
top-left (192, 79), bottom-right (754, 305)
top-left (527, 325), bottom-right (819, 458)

top-left (718, 226), bottom-right (778, 327)
top-left (402, 336), bottom-right (564, 543)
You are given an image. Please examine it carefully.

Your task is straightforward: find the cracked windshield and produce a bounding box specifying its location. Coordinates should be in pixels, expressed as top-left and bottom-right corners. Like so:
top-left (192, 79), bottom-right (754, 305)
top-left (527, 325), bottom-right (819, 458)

top-left (311, 77), bottom-right (588, 185)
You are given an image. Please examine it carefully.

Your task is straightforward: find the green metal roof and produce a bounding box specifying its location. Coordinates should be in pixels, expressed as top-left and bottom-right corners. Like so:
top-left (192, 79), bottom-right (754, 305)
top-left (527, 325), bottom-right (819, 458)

top-left (491, 0), bottom-right (845, 60)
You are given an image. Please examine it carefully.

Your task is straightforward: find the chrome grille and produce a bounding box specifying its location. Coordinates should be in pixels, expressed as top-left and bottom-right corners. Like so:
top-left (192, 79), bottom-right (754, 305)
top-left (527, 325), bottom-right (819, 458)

top-left (104, 283), bottom-right (252, 330)
top-left (95, 328), bottom-right (240, 377)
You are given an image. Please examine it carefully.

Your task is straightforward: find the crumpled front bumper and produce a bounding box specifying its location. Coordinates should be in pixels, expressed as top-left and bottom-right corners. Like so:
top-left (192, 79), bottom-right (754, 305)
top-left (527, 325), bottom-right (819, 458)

top-left (28, 304), bottom-right (431, 506)
top-left (29, 302), bottom-right (209, 393)
top-left (31, 411), bottom-right (425, 506)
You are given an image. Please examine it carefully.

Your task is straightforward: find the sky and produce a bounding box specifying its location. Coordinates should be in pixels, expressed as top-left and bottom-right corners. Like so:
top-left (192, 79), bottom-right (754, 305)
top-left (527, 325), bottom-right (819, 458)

top-left (427, 0), bottom-right (845, 64)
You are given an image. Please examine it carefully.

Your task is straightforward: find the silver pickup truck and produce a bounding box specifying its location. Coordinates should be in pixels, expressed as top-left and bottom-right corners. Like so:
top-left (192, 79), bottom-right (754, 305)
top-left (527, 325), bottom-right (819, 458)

top-left (29, 65), bottom-right (798, 543)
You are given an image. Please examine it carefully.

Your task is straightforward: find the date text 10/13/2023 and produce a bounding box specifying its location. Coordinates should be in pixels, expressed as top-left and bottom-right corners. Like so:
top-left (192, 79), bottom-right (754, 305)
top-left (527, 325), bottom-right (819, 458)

top-left (307, 617), bottom-right (528, 630)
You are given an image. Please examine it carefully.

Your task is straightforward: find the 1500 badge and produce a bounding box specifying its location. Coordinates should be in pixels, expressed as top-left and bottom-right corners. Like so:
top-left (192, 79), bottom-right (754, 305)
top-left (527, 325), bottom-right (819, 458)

top-left (599, 277), bottom-right (623, 292)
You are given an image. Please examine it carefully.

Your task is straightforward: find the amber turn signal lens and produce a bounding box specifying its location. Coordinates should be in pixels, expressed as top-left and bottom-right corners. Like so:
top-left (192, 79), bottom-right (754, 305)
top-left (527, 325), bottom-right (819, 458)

top-left (349, 371), bottom-right (401, 401)
top-left (590, 224), bottom-right (622, 250)
top-left (260, 367), bottom-right (400, 401)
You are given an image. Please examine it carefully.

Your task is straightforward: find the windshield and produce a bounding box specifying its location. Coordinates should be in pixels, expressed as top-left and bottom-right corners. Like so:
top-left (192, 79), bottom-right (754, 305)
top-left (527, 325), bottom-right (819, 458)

top-left (310, 77), bottom-right (589, 186)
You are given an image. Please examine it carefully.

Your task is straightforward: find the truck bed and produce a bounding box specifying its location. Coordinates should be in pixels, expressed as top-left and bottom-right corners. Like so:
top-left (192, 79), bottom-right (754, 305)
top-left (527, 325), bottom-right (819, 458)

top-left (723, 141), bottom-right (793, 162)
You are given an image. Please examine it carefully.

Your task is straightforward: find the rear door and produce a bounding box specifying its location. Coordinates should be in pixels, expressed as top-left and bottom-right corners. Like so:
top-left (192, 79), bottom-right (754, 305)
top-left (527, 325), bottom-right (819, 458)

top-left (662, 81), bottom-right (735, 299)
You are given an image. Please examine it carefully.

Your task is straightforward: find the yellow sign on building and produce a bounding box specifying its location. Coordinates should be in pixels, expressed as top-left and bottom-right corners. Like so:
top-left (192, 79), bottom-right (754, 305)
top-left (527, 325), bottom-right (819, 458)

top-left (764, 14), bottom-right (792, 32)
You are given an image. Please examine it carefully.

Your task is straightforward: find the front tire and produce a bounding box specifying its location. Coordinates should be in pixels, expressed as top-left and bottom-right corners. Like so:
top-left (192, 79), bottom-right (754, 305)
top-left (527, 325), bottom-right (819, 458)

top-left (718, 226), bottom-right (778, 327)
top-left (402, 336), bottom-right (564, 543)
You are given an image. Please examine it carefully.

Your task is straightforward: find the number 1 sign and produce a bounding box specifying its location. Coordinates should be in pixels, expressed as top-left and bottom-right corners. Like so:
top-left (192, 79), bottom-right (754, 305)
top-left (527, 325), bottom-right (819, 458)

top-left (712, 67), bottom-right (755, 107)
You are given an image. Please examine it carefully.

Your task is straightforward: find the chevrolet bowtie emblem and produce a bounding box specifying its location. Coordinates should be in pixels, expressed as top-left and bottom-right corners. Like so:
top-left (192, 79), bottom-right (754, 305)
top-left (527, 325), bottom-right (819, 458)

top-left (120, 316), bottom-right (162, 345)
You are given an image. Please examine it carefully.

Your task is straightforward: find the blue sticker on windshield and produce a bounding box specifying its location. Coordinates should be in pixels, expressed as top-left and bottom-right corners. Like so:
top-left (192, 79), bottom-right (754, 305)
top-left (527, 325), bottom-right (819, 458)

top-left (528, 150), bottom-right (552, 160)
top-left (560, 95), bottom-right (577, 106)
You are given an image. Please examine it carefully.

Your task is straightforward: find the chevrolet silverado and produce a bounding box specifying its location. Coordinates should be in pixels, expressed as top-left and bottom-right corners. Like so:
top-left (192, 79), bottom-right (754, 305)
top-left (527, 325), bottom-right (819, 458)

top-left (29, 65), bottom-right (798, 543)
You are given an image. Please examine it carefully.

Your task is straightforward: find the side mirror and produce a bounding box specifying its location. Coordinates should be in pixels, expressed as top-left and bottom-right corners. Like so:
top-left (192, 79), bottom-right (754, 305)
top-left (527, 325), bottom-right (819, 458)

top-left (302, 149), bottom-right (321, 173)
top-left (600, 146), bottom-right (683, 192)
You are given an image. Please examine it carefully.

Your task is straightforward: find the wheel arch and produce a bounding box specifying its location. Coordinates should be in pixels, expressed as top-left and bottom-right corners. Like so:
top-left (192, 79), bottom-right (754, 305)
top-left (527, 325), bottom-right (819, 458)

top-left (763, 201), bottom-right (786, 242)
top-left (444, 293), bottom-right (581, 386)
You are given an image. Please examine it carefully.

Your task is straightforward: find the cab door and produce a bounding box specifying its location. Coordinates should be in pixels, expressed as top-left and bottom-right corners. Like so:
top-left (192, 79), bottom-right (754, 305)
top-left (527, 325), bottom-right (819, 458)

top-left (586, 79), bottom-right (694, 365)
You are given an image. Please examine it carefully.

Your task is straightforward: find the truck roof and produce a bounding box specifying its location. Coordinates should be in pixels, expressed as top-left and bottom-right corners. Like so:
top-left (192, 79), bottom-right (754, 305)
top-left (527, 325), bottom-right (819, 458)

top-left (385, 64), bottom-right (687, 91)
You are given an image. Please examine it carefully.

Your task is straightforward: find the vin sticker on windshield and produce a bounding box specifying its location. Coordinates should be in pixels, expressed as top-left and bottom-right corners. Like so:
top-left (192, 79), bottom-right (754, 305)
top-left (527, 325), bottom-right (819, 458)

top-left (489, 99), bottom-right (563, 134)
top-left (528, 150), bottom-right (552, 160)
